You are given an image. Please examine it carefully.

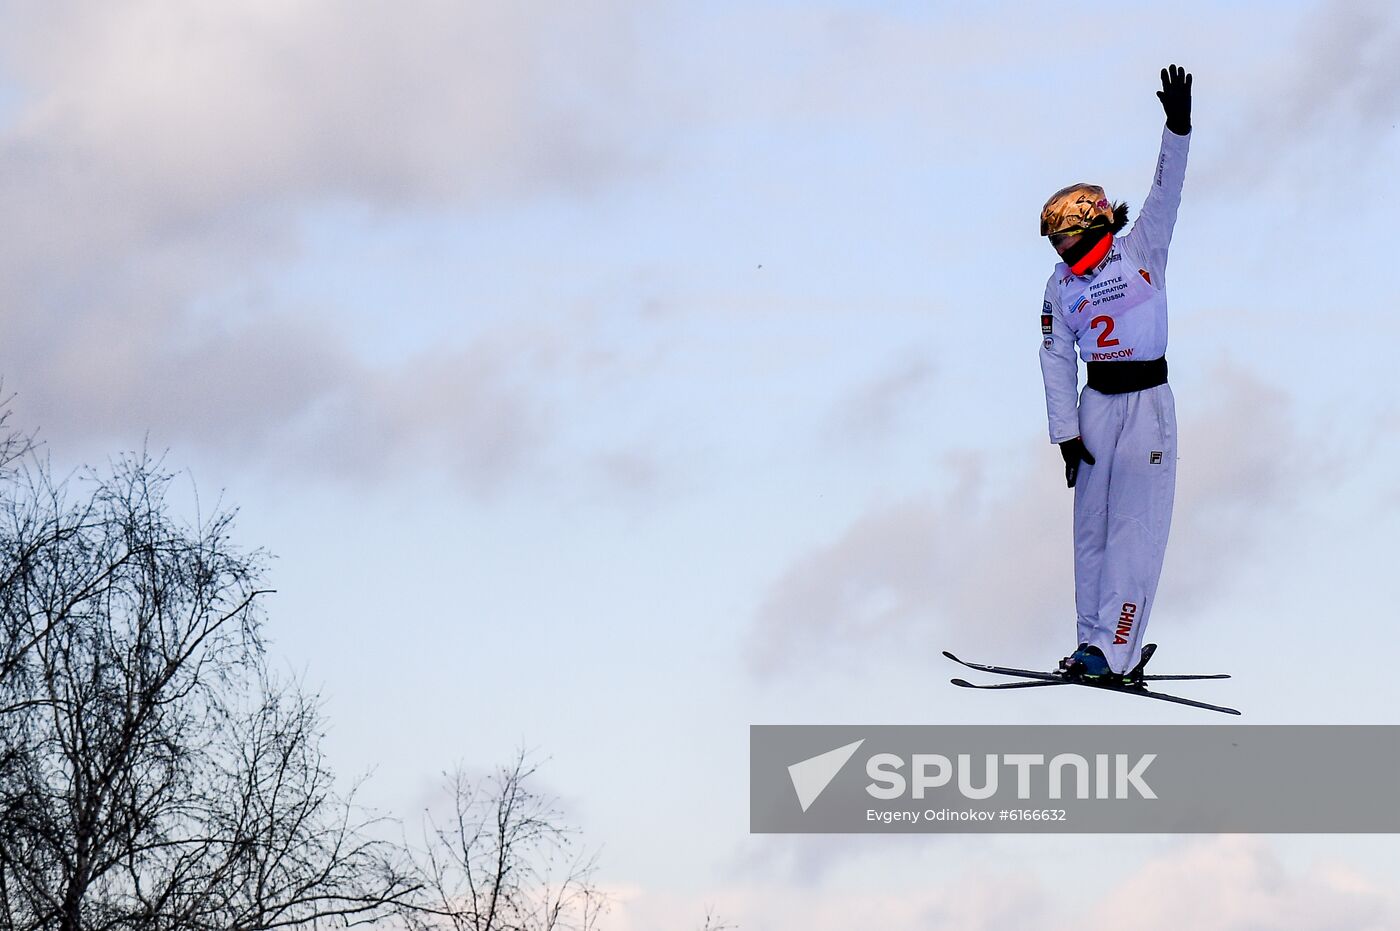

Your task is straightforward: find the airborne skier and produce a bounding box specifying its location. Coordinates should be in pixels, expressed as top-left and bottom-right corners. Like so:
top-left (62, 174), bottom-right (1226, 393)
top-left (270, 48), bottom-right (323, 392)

top-left (1037, 64), bottom-right (1193, 682)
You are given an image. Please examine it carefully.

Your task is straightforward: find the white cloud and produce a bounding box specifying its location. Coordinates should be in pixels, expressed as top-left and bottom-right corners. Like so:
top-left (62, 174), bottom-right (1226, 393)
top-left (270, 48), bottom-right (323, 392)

top-left (824, 356), bottom-right (936, 448)
top-left (1094, 836), bottom-right (1400, 931)
top-left (0, 0), bottom-right (655, 484)
top-left (747, 448), bottom-right (1070, 675)
top-left (2, 0), bottom-right (646, 213)
top-left (1204, 0), bottom-right (1400, 192)
top-left (1158, 363), bottom-right (1325, 614)
top-left (605, 868), bottom-right (1046, 931)
top-left (605, 837), bottom-right (1400, 931)
top-left (750, 366), bottom-right (1314, 674)
top-left (1271, 0), bottom-right (1400, 133)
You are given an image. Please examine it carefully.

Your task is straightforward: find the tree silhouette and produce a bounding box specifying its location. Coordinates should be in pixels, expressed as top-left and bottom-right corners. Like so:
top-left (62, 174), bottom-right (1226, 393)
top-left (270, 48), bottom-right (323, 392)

top-left (0, 447), bottom-right (415, 930)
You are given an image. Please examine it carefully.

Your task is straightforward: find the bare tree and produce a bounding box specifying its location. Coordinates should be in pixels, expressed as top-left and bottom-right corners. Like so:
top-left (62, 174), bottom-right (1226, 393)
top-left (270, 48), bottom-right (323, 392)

top-left (0, 449), bottom-right (416, 930)
top-left (401, 751), bottom-right (606, 931)
top-left (697, 908), bottom-right (736, 931)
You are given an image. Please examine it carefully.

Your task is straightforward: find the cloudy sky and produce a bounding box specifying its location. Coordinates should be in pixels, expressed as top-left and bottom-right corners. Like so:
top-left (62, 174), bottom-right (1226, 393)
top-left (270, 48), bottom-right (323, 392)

top-left (3, 0), bottom-right (1399, 927)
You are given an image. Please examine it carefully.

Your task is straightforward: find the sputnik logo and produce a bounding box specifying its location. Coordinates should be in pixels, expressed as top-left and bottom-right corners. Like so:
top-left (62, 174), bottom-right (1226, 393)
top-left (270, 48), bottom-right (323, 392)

top-left (788, 739), bottom-right (865, 812)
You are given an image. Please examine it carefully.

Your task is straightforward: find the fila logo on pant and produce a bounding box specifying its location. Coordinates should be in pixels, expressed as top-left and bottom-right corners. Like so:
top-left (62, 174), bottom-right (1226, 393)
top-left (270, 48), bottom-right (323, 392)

top-left (1114, 602), bottom-right (1138, 645)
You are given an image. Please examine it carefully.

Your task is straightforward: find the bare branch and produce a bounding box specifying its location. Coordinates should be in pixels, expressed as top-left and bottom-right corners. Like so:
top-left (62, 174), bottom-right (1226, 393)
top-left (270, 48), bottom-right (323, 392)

top-left (400, 749), bottom-right (607, 931)
top-left (0, 447), bottom-right (413, 931)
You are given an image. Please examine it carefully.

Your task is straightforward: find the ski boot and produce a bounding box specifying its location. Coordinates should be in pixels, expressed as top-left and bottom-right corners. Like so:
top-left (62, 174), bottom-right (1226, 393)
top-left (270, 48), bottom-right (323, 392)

top-left (1060, 644), bottom-right (1113, 681)
top-left (1057, 643), bottom-right (1089, 674)
top-left (1119, 643), bottom-right (1158, 688)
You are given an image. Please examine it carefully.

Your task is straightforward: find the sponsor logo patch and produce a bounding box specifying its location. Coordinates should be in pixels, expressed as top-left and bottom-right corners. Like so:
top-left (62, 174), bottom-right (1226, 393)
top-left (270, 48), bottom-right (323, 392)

top-left (1149, 451), bottom-right (1164, 465)
top-left (1041, 314), bottom-right (1054, 335)
top-left (1043, 336), bottom-right (1054, 348)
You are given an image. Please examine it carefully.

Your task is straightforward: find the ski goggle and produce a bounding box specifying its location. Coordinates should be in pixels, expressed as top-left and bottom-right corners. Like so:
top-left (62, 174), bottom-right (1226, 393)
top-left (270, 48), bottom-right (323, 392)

top-left (1048, 223), bottom-right (1109, 243)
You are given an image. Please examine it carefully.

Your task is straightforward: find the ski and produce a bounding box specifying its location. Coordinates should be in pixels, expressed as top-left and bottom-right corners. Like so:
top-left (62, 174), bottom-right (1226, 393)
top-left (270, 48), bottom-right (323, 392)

top-left (950, 677), bottom-right (1068, 690)
top-left (1086, 680), bottom-right (1241, 715)
top-left (943, 651), bottom-right (1241, 716)
top-left (942, 652), bottom-right (1063, 682)
top-left (951, 674), bottom-right (1240, 714)
top-left (941, 650), bottom-right (1229, 682)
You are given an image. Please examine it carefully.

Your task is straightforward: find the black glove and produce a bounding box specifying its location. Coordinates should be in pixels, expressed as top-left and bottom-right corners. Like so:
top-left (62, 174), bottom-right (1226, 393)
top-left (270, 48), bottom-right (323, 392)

top-left (1058, 437), bottom-right (1096, 489)
top-left (1157, 63), bottom-right (1192, 135)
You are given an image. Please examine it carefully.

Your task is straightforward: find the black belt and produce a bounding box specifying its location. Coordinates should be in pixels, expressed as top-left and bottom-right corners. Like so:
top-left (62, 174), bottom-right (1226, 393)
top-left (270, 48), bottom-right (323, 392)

top-left (1086, 356), bottom-right (1168, 394)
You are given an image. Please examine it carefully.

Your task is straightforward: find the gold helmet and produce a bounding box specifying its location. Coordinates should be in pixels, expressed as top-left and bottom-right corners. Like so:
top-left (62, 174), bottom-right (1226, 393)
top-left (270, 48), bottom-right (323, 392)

top-left (1040, 183), bottom-right (1114, 237)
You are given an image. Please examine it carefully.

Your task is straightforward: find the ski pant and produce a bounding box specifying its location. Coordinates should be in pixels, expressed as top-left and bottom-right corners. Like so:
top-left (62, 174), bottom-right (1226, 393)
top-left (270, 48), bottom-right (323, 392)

top-left (1073, 383), bottom-right (1177, 673)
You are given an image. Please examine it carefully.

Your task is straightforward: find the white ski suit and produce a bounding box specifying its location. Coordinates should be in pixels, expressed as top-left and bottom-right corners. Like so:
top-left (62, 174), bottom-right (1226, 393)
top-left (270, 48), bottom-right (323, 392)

top-left (1038, 126), bottom-right (1191, 674)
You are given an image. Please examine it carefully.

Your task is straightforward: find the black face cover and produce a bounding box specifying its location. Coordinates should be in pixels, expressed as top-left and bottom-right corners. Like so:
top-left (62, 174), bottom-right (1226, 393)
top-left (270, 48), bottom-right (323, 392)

top-left (1057, 225), bottom-right (1111, 266)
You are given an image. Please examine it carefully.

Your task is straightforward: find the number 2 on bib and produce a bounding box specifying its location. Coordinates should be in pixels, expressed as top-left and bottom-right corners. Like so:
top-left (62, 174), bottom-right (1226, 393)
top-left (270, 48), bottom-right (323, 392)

top-left (1089, 315), bottom-right (1120, 348)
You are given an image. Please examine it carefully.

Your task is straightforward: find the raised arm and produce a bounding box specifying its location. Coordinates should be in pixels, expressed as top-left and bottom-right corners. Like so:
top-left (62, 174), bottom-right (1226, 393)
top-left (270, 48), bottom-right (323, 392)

top-left (1120, 65), bottom-right (1192, 281)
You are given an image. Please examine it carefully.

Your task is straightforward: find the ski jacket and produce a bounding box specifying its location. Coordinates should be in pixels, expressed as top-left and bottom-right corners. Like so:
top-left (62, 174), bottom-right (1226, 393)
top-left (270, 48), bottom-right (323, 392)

top-left (1039, 126), bottom-right (1191, 443)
